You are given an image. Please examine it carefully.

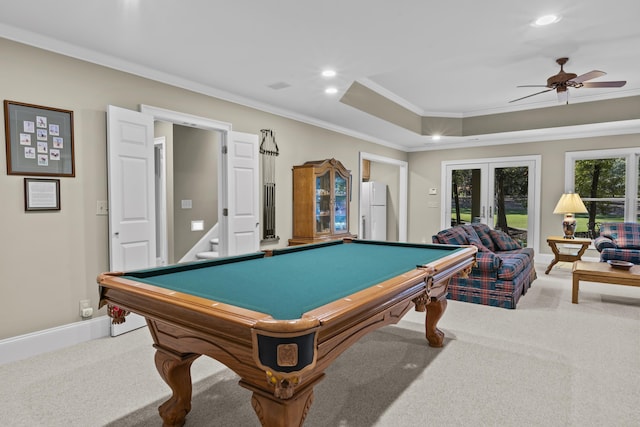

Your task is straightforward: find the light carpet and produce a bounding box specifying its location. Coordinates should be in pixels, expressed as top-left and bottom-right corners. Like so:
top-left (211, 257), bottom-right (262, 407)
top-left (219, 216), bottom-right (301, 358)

top-left (1, 264), bottom-right (638, 426)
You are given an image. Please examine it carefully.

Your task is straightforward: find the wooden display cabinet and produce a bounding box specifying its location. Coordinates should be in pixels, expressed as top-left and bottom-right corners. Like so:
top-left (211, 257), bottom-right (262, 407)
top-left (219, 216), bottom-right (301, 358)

top-left (289, 158), bottom-right (355, 245)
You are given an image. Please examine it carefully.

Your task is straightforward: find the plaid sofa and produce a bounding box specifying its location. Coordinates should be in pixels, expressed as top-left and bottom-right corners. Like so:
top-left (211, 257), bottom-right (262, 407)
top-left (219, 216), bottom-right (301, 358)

top-left (432, 223), bottom-right (536, 309)
top-left (594, 222), bottom-right (640, 264)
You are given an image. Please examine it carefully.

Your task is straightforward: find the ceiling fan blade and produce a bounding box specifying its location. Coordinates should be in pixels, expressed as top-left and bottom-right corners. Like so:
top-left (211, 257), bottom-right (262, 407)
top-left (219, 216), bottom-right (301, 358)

top-left (509, 88), bottom-right (554, 103)
top-left (581, 81), bottom-right (627, 88)
top-left (516, 85), bottom-right (549, 88)
top-left (571, 70), bottom-right (606, 84)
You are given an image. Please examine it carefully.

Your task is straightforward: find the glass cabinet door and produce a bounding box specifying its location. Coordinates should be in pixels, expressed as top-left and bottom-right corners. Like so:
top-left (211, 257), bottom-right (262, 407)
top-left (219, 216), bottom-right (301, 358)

top-left (315, 171), bottom-right (331, 234)
top-left (334, 172), bottom-right (348, 233)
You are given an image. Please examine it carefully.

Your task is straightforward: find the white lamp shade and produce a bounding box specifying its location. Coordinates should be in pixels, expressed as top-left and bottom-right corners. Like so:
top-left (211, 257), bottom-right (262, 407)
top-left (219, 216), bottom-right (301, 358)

top-left (553, 193), bottom-right (588, 214)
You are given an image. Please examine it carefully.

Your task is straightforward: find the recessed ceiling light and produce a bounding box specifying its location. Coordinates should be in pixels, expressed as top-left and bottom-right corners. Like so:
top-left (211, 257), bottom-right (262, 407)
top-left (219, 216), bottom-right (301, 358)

top-left (325, 87), bottom-right (338, 95)
top-left (322, 69), bottom-right (337, 78)
top-left (533, 14), bottom-right (561, 27)
top-left (432, 135), bottom-right (441, 141)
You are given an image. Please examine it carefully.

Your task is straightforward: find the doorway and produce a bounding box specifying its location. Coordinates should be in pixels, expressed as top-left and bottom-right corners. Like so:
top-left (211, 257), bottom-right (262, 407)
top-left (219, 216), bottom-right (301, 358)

top-left (442, 155), bottom-right (541, 252)
top-left (158, 124), bottom-right (220, 263)
top-left (358, 152), bottom-right (408, 242)
top-left (140, 104), bottom-right (260, 259)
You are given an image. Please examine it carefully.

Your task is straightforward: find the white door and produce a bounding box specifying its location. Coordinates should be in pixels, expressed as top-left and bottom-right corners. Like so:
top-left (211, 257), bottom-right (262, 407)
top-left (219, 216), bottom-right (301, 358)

top-left (221, 131), bottom-right (260, 256)
top-left (443, 156), bottom-right (540, 251)
top-left (107, 105), bottom-right (155, 336)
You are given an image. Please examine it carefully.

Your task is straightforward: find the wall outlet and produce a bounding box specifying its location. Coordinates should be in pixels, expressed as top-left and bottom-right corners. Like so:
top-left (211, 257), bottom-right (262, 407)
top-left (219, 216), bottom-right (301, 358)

top-left (79, 299), bottom-right (92, 318)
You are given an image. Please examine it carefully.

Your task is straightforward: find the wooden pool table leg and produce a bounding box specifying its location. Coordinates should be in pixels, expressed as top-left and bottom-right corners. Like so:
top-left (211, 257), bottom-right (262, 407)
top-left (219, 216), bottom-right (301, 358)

top-left (241, 376), bottom-right (319, 427)
top-left (425, 297), bottom-right (447, 347)
top-left (154, 346), bottom-right (200, 427)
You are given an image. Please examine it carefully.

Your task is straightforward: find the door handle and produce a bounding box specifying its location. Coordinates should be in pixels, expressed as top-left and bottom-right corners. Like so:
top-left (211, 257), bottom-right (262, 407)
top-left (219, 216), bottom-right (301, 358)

top-left (114, 232), bottom-right (119, 237)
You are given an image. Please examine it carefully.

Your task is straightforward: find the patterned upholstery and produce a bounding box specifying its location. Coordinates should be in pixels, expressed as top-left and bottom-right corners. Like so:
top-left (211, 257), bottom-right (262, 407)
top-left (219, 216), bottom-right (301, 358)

top-left (594, 223), bottom-right (640, 264)
top-left (489, 229), bottom-right (521, 251)
top-left (433, 223), bottom-right (536, 309)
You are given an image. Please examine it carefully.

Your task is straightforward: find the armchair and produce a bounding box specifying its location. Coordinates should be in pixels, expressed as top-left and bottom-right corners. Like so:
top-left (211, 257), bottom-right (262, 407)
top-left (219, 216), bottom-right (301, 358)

top-left (593, 222), bottom-right (640, 264)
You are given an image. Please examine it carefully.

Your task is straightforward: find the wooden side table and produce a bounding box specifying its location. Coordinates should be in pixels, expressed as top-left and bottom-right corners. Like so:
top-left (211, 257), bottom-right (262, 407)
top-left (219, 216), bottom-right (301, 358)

top-left (545, 236), bottom-right (592, 274)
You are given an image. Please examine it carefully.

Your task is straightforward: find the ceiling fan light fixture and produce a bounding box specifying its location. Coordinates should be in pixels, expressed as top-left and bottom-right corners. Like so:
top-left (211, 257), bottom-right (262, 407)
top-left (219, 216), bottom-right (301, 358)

top-left (557, 89), bottom-right (569, 104)
top-left (532, 14), bottom-right (561, 27)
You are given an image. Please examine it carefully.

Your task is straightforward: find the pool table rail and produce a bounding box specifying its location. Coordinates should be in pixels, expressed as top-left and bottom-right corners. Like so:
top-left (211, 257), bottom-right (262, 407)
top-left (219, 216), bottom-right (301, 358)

top-left (98, 272), bottom-right (276, 328)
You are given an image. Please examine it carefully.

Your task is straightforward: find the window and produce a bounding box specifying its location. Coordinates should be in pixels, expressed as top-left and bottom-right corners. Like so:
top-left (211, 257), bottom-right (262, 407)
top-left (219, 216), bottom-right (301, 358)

top-left (566, 148), bottom-right (640, 237)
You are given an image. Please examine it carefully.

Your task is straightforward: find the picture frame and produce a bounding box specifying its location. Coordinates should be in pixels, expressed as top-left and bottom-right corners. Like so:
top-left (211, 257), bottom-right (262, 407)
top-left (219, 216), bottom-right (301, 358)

top-left (4, 100), bottom-right (75, 177)
top-left (24, 178), bottom-right (61, 211)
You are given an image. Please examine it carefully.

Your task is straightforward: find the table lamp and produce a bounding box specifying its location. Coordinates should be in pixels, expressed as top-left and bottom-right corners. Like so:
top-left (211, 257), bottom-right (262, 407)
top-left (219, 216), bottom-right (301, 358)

top-left (553, 193), bottom-right (588, 239)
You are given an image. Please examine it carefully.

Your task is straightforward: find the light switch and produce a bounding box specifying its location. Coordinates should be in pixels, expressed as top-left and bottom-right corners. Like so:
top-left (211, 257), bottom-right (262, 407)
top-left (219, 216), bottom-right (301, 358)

top-left (96, 200), bottom-right (108, 215)
top-left (428, 188), bottom-right (438, 195)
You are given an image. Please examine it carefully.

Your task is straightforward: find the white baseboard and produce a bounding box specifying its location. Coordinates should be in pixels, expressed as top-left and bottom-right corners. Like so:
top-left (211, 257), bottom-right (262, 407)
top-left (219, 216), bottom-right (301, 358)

top-left (0, 315), bottom-right (111, 366)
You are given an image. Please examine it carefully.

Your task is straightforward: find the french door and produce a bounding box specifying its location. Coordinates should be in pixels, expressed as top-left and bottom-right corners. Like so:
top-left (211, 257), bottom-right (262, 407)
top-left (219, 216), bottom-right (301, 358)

top-left (442, 156), bottom-right (540, 250)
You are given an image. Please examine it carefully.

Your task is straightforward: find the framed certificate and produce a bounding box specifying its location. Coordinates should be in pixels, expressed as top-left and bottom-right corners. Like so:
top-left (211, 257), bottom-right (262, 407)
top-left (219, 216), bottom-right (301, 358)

top-left (24, 178), bottom-right (61, 211)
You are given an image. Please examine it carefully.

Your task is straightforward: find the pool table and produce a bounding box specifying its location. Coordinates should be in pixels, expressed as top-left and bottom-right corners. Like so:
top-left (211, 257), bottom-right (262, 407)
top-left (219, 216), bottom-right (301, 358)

top-left (98, 239), bottom-right (476, 427)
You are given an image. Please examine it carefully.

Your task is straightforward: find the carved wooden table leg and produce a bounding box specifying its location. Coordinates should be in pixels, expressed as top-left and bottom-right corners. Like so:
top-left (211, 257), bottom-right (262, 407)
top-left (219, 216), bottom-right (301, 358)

top-left (154, 346), bottom-right (200, 427)
top-left (425, 297), bottom-right (447, 347)
top-left (240, 376), bottom-right (320, 427)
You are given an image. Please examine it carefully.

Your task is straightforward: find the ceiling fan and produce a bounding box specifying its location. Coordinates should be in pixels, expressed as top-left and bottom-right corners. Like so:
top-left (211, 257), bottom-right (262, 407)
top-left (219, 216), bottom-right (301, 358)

top-left (510, 57), bottom-right (626, 104)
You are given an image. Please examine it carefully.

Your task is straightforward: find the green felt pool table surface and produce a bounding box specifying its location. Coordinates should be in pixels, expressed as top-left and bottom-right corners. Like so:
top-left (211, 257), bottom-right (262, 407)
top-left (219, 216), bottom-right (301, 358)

top-left (122, 239), bottom-right (466, 320)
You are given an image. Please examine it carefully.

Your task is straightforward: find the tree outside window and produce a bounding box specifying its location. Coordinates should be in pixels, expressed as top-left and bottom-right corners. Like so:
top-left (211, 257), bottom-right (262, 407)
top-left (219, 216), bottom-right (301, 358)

top-left (570, 150), bottom-right (640, 238)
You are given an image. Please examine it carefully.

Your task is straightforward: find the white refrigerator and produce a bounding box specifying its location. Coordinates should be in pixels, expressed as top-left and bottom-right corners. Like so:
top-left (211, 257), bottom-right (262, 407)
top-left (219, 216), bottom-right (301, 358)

top-left (361, 181), bottom-right (387, 240)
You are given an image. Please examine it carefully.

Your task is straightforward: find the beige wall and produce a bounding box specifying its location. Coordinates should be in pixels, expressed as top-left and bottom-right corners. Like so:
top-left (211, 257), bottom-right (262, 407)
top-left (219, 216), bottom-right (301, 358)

top-left (0, 38), bottom-right (406, 339)
top-left (172, 126), bottom-right (219, 261)
top-left (407, 134), bottom-right (640, 256)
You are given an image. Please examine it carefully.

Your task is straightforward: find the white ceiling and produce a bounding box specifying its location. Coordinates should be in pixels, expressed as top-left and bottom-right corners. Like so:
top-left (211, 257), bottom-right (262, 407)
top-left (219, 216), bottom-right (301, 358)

top-left (1, 0), bottom-right (639, 151)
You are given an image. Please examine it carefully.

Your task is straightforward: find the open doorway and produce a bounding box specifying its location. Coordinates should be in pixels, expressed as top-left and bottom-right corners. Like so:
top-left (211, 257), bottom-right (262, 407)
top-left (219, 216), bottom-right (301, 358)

top-left (358, 152), bottom-right (408, 242)
top-left (154, 123), bottom-right (221, 264)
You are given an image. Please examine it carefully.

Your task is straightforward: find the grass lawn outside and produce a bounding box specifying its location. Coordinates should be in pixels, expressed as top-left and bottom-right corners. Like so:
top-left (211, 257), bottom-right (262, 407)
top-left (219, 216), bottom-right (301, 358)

top-left (453, 210), bottom-right (625, 234)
